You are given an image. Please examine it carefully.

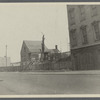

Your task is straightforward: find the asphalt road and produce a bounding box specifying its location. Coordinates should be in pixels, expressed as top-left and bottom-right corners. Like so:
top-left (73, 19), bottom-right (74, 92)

top-left (0, 71), bottom-right (100, 95)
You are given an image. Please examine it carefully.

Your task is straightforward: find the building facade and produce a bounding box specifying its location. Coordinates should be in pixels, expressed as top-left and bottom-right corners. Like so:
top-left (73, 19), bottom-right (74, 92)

top-left (67, 5), bottom-right (100, 70)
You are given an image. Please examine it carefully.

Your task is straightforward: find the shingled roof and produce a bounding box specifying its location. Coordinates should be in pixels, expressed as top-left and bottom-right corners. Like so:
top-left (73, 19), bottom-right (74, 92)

top-left (24, 40), bottom-right (48, 53)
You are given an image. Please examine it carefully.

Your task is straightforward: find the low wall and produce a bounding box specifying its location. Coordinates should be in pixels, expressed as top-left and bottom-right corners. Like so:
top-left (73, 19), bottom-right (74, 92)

top-left (0, 66), bottom-right (20, 72)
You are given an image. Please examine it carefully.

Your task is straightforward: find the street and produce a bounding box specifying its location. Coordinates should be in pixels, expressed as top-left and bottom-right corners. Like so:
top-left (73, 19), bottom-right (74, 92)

top-left (0, 71), bottom-right (100, 95)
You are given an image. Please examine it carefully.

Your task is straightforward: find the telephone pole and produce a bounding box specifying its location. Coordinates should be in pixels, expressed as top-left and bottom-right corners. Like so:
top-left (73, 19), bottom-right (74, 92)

top-left (6, 45), bottom-right (7, 67)
top-left (41, 33), bottom-right (45, 61)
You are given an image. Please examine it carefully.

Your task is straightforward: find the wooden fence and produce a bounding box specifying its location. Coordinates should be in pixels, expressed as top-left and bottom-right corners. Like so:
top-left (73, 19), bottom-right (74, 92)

top-left (22, 60), bottom-right (72, 71)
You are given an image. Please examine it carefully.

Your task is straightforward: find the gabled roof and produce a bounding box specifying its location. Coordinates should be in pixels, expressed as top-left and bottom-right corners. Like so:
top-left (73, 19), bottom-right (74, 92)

top-left (24, 40), bottom-right (48, 53)
top-left (46, 49), bottom-right (60, 54)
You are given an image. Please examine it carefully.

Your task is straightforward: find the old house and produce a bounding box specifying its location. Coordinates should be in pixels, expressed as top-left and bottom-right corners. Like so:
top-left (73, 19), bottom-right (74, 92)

top-left (39, 35), bottom-right (60, 62)
top-left (45, 45), bottom-right (61, 61)
top-left (20, 40), bottom-right (48, 69)
top-left (67, 5), bottom-right (100, 70)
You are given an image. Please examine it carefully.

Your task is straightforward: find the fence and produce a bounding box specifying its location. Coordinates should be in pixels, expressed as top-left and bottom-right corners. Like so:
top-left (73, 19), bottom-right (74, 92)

top-left (0, 66), bottom-right (20, 72)
top-left (22, 60), bottom-right (72, 71)
top-left (0, 60), bottom-right (72, 72)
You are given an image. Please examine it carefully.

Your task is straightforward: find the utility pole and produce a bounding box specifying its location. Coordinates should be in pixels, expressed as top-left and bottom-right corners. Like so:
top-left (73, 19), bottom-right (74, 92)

top-left (42, 35), bottom-right (45, 53)
top-left (6, 45), bottom-right (7, 67)
top-left (41, 32), bottom-right (45, 60)
top-left (41, 32), bottom-right (45, 53)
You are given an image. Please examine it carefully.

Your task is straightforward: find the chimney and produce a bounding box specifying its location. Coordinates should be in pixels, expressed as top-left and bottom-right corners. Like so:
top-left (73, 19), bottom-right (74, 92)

top-left (55, 45), bottom-right (58, 50)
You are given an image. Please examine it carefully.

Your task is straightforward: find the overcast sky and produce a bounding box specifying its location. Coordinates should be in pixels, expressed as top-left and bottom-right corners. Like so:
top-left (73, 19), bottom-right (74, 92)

top-left (0, 3), bottom-right (69, 62)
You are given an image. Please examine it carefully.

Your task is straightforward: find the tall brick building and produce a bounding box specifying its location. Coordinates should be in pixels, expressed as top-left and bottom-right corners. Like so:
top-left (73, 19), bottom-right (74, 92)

top-left (67, 5), bottom-right (100, 70)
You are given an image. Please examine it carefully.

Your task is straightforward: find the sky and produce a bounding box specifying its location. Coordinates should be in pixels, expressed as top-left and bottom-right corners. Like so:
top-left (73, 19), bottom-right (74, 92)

top-left (0, 3), bottom-right (69, 62)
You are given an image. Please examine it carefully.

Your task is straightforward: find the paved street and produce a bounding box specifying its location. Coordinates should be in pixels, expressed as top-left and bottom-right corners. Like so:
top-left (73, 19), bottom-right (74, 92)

top-left (0, 71), bottom-right (100, 95)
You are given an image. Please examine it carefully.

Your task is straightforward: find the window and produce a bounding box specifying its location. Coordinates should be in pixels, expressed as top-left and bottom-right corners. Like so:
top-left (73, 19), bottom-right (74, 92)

top-left (92, 21), bottom-right (100, 41)
top-left (69, 8), bottom-right (75, 25)
top-left (29, 53), bottom-right (31, 60)
top-left (70, 29), bottom-right (77, 47)
top-left (91, 5), bottom-right (97, 17)
top-left (80, 26), bottom-right (88, 44)
top-left (79, 5), bottom-right (85, 21)
top-left (24, 47), bottom-right (26, 52)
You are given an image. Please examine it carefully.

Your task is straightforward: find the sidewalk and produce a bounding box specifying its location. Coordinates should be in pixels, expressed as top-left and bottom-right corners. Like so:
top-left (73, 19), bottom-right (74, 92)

top-left (21, 70), bottom-right (100, 75)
